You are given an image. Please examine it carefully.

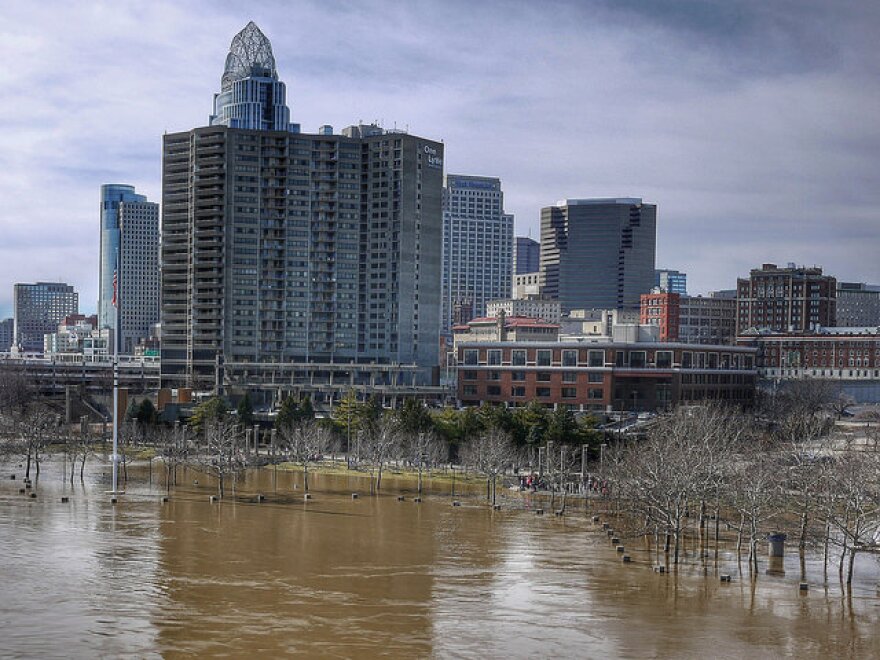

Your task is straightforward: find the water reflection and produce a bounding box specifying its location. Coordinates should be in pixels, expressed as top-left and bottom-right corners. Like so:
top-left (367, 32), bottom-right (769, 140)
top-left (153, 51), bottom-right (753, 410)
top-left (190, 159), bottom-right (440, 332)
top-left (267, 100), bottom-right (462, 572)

top-left (1, 459), bottom-right (879, 658)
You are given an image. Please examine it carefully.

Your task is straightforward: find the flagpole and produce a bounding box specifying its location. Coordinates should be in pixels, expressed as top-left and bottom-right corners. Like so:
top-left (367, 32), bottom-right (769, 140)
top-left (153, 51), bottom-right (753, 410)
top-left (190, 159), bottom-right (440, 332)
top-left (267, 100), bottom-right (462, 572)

top-left (112, 247), bottom-right (119, 496)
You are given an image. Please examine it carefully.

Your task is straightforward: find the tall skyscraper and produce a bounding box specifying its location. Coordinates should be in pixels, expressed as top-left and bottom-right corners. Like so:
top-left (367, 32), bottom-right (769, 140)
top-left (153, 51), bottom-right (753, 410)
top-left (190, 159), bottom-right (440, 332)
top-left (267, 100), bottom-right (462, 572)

top-left (441, 175), bottom-right (513, 332)
top-left (99, 184), bottom-right (160, 354)
top-left (13, 282), bottom-right (78, 352)
top-left (655, 268), bottom-right (687, 295)
top-left (540, 198), bottom-right (656, 312)
top-left (209, 21), bottom-right (297, 132)
top-left (161, 23), bottom-right (443, 388)
top-left (514, 236), bottom-right (540, 275)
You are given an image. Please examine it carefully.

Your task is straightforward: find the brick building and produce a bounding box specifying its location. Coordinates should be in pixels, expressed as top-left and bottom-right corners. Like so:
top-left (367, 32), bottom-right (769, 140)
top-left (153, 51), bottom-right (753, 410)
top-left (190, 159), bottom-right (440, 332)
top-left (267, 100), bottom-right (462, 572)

top-left (641, 292), bottom-right (737, 345)
top-left (457, 340), bottom-right (757, 411)
top-left (738, 327), bottom-right (880, 380)
top-left (640, 292), bottom-right (680, 341)
top-left (736, 263), bottom-right (836, 334)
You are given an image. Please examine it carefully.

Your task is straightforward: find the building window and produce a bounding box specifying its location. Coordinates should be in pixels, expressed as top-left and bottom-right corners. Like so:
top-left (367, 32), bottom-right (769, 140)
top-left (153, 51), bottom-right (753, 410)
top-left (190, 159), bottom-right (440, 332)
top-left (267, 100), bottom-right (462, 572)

top-left (488, 349), bottom-right (502, 365)
top-left (562, 387), bottom-right (577, 398)
top-left (656, 351), bottom-right (673, 369)
top-left (512, 349), bottom-right (526, 366)
top-left (537, 372), bottom-right (552, 382)
top-left (588, 372), bottom-right (603, 383)
top-left (562, 372), bottom-right (578, 383)
top-left (588, 388), bottom-right (604, 400)
top-left (536, 387), bottom-right (551, 397)
top-left (630, 351), bottom-right (647, 368)
top-left (588, 350), bottom-right (604, 367)
top-left (562, 349), bottom-right (577, 366)
top-left (463, 349), bottom-right (478, 365)
top-left (536, 349), bottom-right (552, 366)
top-left (463, 385), bottom-right (477, 396)
top-left (708, 353), bottom-right (718, 369)
top-left (487, 385), bottom-right (501, 396)
top-left (462, 371), bottom-right (477, 380)
top-left (488, 371), bottom-right (501, 381)
top-left (511, 386), bottom-right (526, 397)
top-left (512, 371), bottom-right (526, 381)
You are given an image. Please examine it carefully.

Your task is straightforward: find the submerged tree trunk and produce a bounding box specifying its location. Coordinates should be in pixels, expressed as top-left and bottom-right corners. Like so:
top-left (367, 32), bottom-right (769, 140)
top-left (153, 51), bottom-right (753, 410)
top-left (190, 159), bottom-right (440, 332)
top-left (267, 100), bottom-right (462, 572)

top-left (736, 513), bottom-right (745, 565)
top-left (713, 504), bottom-right (721, 562)
top-left (823, 519), bottom-right (831, 579)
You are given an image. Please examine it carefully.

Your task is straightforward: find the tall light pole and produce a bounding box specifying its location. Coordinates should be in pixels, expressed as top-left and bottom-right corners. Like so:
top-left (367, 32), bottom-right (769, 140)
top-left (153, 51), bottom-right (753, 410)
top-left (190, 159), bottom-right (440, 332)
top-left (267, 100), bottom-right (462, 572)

top-left (111, 247), bottom-right (120, 497)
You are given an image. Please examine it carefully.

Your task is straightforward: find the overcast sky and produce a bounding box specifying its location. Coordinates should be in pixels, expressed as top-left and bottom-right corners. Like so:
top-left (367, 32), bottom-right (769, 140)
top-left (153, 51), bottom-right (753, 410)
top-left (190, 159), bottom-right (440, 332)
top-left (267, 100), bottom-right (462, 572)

top-left (1, 0), bottom-right (878, 319)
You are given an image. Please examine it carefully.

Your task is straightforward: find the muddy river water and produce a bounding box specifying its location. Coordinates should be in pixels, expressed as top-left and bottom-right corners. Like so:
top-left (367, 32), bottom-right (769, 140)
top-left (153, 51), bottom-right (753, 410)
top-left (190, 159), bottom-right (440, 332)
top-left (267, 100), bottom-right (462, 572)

top-left (2, 459), bottom-right (879, 658)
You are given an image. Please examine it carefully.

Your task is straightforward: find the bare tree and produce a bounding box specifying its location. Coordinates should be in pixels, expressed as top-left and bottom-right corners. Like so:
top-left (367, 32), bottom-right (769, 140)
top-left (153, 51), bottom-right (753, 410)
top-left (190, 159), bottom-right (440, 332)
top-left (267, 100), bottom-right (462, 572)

top-left (729, 450), bottom-right (782, 574)
top-left (193, 417), bottom-right (246, 499)
top-left (155, 424), bottom-right (190, 494)
top-left (399, 430), bottom-right (445, 497)
top-left (18, 407), bottom-right (58, 480)
top-left (459, 428), bottom-right (516, 506)
top-left (823, 449), bottom-right (880, 585)
top-left (363, 415), bottom-right (399, 494)
top-left (278, 420), bottom-right (334, 493)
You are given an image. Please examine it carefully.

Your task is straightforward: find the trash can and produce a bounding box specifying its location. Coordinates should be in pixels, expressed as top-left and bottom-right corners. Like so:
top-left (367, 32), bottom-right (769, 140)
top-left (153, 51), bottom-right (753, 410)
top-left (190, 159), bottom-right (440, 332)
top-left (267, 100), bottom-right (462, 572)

top-left (767, 533), bottom-right (786, 558)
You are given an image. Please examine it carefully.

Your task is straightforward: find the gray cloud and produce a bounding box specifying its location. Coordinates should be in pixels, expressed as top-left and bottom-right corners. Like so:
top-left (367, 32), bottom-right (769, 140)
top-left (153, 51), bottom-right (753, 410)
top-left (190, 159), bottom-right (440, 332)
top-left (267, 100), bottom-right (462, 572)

top-left (0, 0), bottom-right (877, 319)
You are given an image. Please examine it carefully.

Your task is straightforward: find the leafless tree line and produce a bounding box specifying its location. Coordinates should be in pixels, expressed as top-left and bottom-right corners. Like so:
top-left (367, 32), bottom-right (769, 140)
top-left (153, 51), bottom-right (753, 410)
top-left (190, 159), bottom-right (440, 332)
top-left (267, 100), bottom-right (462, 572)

top-left (602, 396), bottom-right (880, 586)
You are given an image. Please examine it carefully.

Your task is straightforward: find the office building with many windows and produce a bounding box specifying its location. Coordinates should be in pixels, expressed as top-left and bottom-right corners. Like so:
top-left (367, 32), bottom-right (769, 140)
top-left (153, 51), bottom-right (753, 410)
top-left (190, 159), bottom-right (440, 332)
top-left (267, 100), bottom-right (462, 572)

top-left (655, 268), bottom-right (687, 295)
top-left (13, 282), bottom-right (78, 352)
top-left (0, 318), bottom-right (12, 352)
top-left (540, 198), bottom-right (656, 313)
top-left (99, 184), bottom-right (160, 354)
top-left (836, 282), bottom-right (880, 327)
top-left (441, 175), bottom-right (513, 332)
top-left (514, 236), bottom-right (540, 275)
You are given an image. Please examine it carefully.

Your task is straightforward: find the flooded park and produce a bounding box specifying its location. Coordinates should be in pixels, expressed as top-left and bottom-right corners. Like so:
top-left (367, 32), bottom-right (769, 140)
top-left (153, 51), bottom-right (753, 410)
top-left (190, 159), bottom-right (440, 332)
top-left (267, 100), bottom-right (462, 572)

top-left (2, 457), bottom-right (880, 659)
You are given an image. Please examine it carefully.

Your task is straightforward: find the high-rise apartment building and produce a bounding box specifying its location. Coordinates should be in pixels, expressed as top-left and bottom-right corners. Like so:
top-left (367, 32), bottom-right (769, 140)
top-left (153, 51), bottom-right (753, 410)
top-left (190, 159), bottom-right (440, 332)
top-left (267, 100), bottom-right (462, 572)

top-left (836, 282), bottom-right (880, 327)
top-left (99, 184), bottom-right (160, 354)
top-left (161, 23), bottom-right (443, 388)
top-left (540, 198), bottom-right (656, 313)
top-left (514, 236), bottom-right (540, 275)
top-left (655, 269), bottom-right (687, 295)
top-left (441, 175), bottom-right (513, 332)
top-left (13, 282), bottom-right (78, 352)
top-left (736, 263), bottom-right (836, 334)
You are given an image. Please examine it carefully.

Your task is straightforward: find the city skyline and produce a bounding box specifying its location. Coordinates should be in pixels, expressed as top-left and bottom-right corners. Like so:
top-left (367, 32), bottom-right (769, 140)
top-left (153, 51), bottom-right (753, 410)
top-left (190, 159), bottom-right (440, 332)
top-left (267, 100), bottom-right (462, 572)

top-left (1, 1), bottom-right (879, 318)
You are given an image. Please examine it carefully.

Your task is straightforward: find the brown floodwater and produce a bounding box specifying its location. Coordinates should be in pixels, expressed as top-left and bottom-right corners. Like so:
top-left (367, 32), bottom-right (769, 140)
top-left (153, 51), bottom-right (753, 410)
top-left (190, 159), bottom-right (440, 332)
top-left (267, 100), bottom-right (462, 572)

top-left (2, 457), bottom-right (880, 659)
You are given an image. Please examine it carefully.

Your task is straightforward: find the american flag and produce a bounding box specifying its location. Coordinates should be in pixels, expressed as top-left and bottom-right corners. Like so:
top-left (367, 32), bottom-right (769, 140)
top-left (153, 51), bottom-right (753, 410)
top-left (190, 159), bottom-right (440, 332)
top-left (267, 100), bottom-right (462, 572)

top-left (111, 269), bottom-right (118, 307)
